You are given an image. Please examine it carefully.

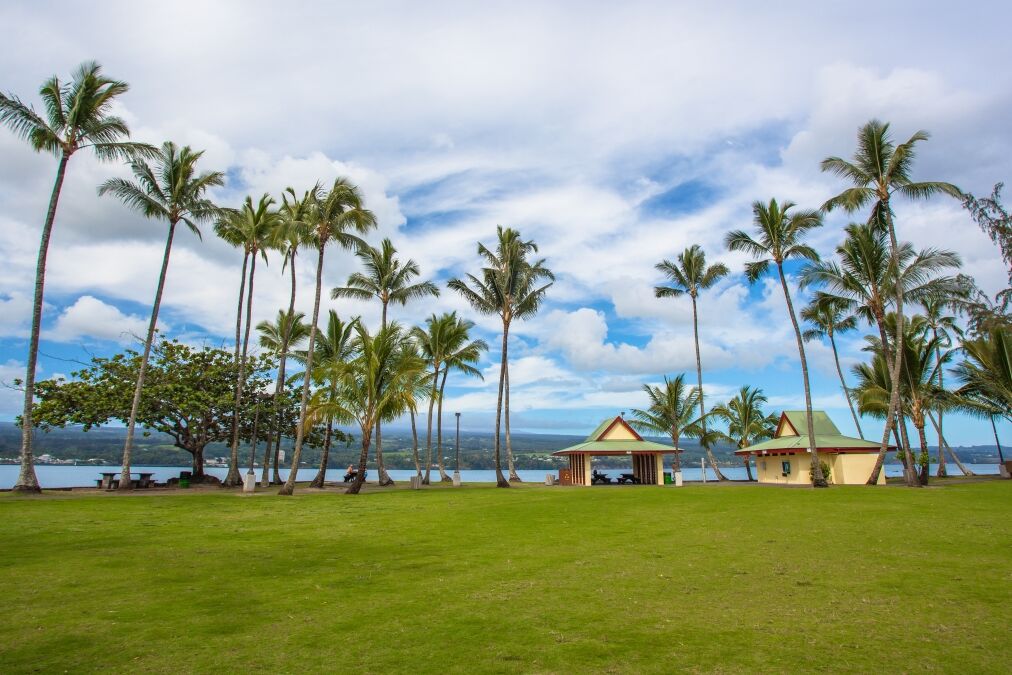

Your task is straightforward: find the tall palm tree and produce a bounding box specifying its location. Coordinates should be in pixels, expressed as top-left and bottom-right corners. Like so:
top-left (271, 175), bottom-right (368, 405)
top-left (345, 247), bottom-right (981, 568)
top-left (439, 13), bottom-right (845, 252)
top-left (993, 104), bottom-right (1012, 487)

top-left (628, 374), bottom-right (703, 476)
top-left (821, 120), bottom-right (962, 487)
top-left (305, 322), bottom-right (426, 495)
top-left (256, 310), bottom-right (309, 485)
top-left (655, 244), bottom-right (730, 479)
top-left (853, 315), bottom-right (950, 485)
top-left (412, 313), bottom-right (454, 485)
top-left (801, 293), bottom-right (863, 438)
top-left (1, 61), bottom-right (155, 492)
top-left (921, 296), bottom-right (963, 476)
top-left (279, 178), bottom-right (376, 496)
top-left (952, 327), bottom-right (1012, 465)
top-left (448, 227), bottom-right (554, 487)
top-left (264, 188), bottom-right (312, 483)
top-left (710, 386), bottom-right (778, 481)
top-left (98, 142), bottom-right (223, 489)
top-left (399, 340), bottom-right (432, 480)
top-left (216, 194), bottom-right (281, 487)
top-left (800, 221), bottom-right (962, 482)
top-left (302, 312), bottom-right (358, 488)
top-left (436, 316), bottom-right (487, 481)
top-left (725, 198), bottom-right (828, 487)
top-left (332, 238), bottom-right (439, 485)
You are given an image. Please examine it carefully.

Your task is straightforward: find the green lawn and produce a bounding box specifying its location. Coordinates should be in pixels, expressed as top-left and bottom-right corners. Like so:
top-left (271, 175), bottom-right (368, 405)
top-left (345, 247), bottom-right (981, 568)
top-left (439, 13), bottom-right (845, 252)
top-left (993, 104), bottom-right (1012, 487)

top-left (1, 481), bottom-right (1009, 673)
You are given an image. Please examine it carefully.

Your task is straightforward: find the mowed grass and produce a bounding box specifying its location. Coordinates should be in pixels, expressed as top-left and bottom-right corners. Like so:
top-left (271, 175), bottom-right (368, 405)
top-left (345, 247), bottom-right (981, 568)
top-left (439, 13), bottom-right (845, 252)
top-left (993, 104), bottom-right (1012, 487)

top-left (0, 481), bottom-right (1009, 673)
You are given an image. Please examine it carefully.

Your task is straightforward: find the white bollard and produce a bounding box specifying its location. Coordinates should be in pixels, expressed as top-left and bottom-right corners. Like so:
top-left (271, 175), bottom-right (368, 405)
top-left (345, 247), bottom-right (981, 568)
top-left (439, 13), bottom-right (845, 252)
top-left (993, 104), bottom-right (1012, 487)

top-left (410, 475), bottom-right (421, 490)
top-left (243, 473), bottom-right (257, 494)
top-left (674, 471), bottom-right (683, 487)
top-left (545, 473), bottom-right (554, 486)
top-left (452, 471), bottom-right (461, 487)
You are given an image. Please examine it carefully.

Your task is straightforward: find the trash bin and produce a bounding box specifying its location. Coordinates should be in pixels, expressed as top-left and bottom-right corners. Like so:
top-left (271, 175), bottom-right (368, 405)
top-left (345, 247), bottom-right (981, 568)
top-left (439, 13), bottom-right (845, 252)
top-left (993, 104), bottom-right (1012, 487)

top-left (663, 471), bottom-right (672, 485)
top-left (179, 470), bottom-right (191, 489)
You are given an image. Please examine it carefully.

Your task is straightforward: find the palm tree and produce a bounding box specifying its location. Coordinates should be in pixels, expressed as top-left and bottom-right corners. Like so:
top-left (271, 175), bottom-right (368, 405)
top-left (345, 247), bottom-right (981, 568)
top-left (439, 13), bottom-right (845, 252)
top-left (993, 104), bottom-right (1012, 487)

top-left (655, 244), bottom-right (730, 479)
top-left (399, 340), bottom-right (432, 480)
top-left (98, 142), bottom-right (223, 489)
top-left (853, 315), bottom-right (950, 485)
top-left (710, 386), bottom-right (778, 481)
top-left (279, 179), bottom-right (376, 496)
top-left (448, 227), bottom-right (554, 487)
top-left (800, 221), bottom-right (962, 482)
top-left (801, 293), bottom-right (863, 438)
top-left (822, 120), bottom-right (962, 487)
top-left (435, 316), bottom-right (487, 481)
top-left (305, 322), bottom-right (426, 495)
top-left (303, 312), bottom-right (358, 488)
top-left (216, 194), bottom-right (281, 487)
top-left (264, 188), bottom-right (312, 483)
top-left (921, 296), bottom-right (963, 476)
top-left (952, 327), bottom-right (1012, 467)
top-left (725, 198), bottom-right (828, 487)
top-left (412, 313), bottom-right (454, 485)
top-left (628, 374), bottom-right (703, 476)
top-left (1, 61), bottom-right (155, 492)
top-left (256, 310), bottom-right (309, 485)
top-left (332, 238), bottom-right (439, 485)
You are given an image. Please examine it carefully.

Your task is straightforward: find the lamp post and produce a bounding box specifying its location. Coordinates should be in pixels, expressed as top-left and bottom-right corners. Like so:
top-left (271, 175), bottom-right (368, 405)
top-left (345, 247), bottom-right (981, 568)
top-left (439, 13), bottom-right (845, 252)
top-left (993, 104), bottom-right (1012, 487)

top-left (244, 392), bottom-right (268, 493)
top-left (453, 412), bottom-right (461, 487)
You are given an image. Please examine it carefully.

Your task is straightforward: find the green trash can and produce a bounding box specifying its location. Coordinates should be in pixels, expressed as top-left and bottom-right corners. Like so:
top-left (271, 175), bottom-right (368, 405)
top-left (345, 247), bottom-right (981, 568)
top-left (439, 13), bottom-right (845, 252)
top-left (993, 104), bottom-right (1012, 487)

top-left (179, 471), bottom-right (191, 489)
top-left (663, 471), bottom-right (672, 485)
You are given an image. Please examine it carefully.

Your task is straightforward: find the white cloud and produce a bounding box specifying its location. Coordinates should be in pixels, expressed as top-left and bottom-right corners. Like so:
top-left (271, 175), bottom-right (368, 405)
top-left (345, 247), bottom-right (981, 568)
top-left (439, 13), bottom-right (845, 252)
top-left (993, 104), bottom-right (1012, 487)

top-left (47, 296), bottom-right (155, 345)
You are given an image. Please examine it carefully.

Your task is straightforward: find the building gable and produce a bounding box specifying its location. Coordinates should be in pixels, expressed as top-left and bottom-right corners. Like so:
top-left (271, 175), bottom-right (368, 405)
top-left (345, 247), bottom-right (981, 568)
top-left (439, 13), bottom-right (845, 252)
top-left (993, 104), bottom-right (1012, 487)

top-left (594, 416), bottom-right (643, 441)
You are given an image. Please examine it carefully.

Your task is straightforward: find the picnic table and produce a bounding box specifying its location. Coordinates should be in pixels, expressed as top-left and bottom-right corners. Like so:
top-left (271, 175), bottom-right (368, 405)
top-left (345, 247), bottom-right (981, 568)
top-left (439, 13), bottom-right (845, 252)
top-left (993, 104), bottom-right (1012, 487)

top-left (591, 470), bottom-right (612, 485)
top-left (96, 472), bottom-right (156, 489)
top-left (616, 473), bottom-right (641, 485)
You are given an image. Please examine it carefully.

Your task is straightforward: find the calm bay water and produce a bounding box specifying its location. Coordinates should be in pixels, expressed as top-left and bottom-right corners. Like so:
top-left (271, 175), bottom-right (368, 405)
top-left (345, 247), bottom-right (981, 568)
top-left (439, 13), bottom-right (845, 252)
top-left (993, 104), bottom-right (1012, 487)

top-left (0, 463), bottom-right (999, 489)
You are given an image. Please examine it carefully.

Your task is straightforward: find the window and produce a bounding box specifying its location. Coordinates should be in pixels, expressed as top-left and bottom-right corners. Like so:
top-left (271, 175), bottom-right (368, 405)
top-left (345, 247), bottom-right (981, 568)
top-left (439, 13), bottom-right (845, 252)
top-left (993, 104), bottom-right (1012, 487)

top-left (781, 460), bottom-right (791, 476)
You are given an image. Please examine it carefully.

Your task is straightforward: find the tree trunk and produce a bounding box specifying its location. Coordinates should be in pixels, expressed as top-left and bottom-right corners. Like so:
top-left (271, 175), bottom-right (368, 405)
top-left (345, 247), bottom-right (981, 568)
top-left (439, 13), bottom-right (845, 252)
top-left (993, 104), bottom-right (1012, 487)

top-left (224, 250), bottom-right (249, 483)
top-left (829, 330), bottom-right (863, 439)
top-left (926, 412), bottom-right (974, 476)
top-left (690, 295), bottom-right (725, 480)
top-left (438, 368), bottom-right (453, 481)
top-left (743, 455), bottom-right (754, 481)
top-left (310, 420), bottom-right (333, 488)
top-left (915, 415), bottom-right (930, 486)
top-left (991, 416), bottom-right (1006, 465)
top-left (777, 263), bottom-right (826, 487)
top-left (493, 322), bottom-right (510, 487)
top-left (505, 360), bottom-right (521, 482)
top-left (866, 310), bottom-right (901, 485)
top-left (192, 445), bottom-right (206, 478)
top-left (897, 410), bottom-right (918, 486)
top-left (423, 363), bottom-right (439, 485)
top-left (345, 425), bottom-right (372, 495)
top-left (271, 249), bottom-right (298, 485)
top-left (881, 203), bottom-right (916, 487)
top-left (932, 332), bottom-right (947, 477)
top-left (279, 245), bottom-right (325, 495)
top-left (410, 409), bottom-right (421, 478)
top-left (224, 252), bottom-right (258, 487)
top-left (16, 152), bottom-right (71, 493)
top-left (376, 419), bottom-right (394, 486)
top-left (119, 220), bottom-right (178, 490)
top-left (670, 429), bottom-right (682, 473)
top-left (260, 417), bottom-right (274, 487)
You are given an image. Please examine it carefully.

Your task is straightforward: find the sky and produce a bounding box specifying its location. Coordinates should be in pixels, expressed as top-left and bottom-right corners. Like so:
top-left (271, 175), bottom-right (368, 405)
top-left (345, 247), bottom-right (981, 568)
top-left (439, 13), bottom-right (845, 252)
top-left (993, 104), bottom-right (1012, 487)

top-left (0, 1), bottom-right (1009, 445)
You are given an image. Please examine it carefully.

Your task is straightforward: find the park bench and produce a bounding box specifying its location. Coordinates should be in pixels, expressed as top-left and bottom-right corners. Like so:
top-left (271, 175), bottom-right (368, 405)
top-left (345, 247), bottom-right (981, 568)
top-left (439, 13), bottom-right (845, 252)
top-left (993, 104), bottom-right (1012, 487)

top-left (591, 470), bottom-right (612, 485)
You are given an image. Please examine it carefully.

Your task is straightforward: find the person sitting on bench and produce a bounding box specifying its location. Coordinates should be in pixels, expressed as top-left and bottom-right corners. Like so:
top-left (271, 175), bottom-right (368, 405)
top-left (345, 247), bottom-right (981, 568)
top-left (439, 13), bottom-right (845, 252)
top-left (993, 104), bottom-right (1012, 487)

top-left (343, 466), bottom-right (368, 482)
top-left (592, 470), bottom-right (611, 484)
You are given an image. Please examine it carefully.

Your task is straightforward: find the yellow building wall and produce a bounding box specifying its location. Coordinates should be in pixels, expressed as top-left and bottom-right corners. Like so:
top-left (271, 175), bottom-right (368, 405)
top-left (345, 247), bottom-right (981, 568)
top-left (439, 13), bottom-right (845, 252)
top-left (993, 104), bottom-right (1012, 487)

top-left (755, 452), bottom-right (887, 485)
top-left (600, 423), bottom-right (638, 441)
top-left (654, 454), bottom-right (665, 485)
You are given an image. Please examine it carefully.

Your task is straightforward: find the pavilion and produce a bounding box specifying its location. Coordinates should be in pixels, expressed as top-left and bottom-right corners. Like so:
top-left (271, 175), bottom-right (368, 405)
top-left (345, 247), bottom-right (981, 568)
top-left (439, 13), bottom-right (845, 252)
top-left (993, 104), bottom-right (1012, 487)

top-left (737, 411), bottom-right (889, 485)
top-left (553, 415), bottom-right (680, 486)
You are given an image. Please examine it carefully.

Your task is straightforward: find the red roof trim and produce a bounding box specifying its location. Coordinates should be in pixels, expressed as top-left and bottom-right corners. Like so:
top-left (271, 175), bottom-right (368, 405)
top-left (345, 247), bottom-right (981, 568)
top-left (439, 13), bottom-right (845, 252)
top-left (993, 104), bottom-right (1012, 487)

top-left (554, 449), bottom-right (682, 456)
top-left (775, 412), bottom-right (798, 438)
top-left (736, 447), bottom-right (892, 456)
top-left (596, 416), bottom-right (643, 442)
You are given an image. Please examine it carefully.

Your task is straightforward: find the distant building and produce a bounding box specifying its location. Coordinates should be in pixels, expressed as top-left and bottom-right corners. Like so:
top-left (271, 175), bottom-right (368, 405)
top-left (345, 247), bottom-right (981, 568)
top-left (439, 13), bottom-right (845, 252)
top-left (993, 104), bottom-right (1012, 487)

top-left (552, 415), bottom-right (680, 486)
top-left (737, 411), bottom-right (888, 485)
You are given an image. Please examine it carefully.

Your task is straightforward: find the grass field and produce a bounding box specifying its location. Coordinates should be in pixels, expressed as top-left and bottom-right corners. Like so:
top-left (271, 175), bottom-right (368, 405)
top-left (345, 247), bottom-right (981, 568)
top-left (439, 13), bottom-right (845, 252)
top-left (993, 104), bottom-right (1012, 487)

top-left (1, 480), bottom-right (1009, 673)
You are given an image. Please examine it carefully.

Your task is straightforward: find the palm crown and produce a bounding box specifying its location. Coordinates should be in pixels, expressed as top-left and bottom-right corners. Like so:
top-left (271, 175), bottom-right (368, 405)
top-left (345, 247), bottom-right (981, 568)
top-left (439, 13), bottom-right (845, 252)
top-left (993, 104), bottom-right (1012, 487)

top-left (711, 386), bottom-right (777, 449)
top-left (654, 244), bottom-right (729, 299)
top-left (332, 238), bottom-right (439, 323)
top-left (725, 199), bottom-right (822, 281)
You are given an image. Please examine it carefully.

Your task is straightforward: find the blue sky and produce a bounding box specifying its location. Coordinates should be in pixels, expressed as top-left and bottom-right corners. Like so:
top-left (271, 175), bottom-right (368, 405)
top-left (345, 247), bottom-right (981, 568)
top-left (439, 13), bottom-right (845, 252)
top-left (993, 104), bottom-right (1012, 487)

top-left (0, 1), bottom-right (1009, 445)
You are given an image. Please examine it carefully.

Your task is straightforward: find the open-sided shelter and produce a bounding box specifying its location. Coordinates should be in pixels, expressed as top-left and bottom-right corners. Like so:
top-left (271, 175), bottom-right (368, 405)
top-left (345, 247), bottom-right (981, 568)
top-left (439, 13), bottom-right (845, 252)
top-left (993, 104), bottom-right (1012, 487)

top-left (737, 411), bottom-right (888, 485)
top-left (552, 415), bottom-right (680, 485)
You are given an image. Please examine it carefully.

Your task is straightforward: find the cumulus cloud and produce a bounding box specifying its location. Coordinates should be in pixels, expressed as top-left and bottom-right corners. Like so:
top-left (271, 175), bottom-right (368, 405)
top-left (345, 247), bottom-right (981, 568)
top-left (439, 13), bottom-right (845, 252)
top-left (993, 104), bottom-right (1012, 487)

top-left (47, 296), bottom-right (155, 345)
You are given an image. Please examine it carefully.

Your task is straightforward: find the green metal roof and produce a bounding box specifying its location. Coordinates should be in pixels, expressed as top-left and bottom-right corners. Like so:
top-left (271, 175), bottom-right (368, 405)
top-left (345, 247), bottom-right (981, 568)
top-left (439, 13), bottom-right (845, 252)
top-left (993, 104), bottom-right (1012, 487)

top-left (738, 411), bottom-right (884, 455)
top-left (584, 418), bottom-right (615, 442)
top-left (552, 439), bottom-right (679, 456)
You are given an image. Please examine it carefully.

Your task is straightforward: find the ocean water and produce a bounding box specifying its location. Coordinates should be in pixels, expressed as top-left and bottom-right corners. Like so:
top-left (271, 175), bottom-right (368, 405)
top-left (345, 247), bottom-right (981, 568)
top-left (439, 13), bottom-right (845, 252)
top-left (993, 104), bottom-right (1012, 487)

top-left (0, 463), bottom-right (999, 489)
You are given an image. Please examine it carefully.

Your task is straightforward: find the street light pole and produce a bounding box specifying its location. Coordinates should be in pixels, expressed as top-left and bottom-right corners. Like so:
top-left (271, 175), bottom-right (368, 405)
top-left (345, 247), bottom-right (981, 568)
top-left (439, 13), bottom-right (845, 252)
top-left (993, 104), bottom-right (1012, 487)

top-left (453, 412), bottom-right (461, 486)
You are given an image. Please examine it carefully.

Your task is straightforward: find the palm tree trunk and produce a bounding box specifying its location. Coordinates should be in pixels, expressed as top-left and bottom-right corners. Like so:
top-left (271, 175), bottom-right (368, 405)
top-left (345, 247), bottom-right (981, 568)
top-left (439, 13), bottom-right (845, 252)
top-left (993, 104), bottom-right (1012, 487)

top-left (777, 263), bottom-right (826, 487)
top-left (932, 333), bottom-right (947, 477)
top-left (670, 429), bottom-right (682, 474)
top-left (423, 364), bottom-right (439, 485)
top-left (690, 295), bottom-right (725, 480)
top-left (346, 424), bottom-right (372, 495)
top-left (505, 361), bottom-right (521, 482)
top-left (829, 331), bottom-right (863, 439)
top-left (438, 368), bottom-right (452, 481)
top-left (15, 152), bottom-right (70, 493)
top-left (896, 410), bottom-right (918, 484)
top-left (867, 312), bottom-right (900, 485)
top-left (743, 455), bottom-right (754, 481)
top-left (376, 420), bottom-right (394, 486)
top-left (279, 245), bottom-right (325, 495)
top-left (493, 322), bottom-right (510, 487)
top-left (225, 252), bottom-right (257, 487)
top-left (881, 204), bottom-right (916, 487)
top-left (260, 414), bottom-right (274, 487)
top-left (310, 420), bottom-right (333, 488)
top-left (915, 416), bottom-right (930, 486)
top-left (991, 416), bottom-right (1006, 465)
top-left (926, 412), bottom-right (974, 476)
top-left (119, 220), bottom-right (178, 490)
top-left (410, 409), bottom-right (421, 478)
top-left (271, 254), bottom-right (298, 485)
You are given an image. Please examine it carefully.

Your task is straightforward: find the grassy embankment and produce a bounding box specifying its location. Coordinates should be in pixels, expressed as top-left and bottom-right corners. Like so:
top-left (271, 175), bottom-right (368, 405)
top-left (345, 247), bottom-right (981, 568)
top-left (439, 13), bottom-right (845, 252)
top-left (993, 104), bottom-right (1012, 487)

top-left (0, 480), bottom-right (1009, 673)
